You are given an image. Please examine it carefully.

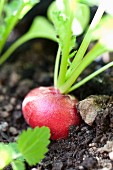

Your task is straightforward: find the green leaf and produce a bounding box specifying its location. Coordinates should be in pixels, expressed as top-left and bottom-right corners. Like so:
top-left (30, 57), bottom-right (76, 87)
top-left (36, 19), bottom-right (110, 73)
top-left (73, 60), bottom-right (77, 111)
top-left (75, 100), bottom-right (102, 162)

top-left (27, 16), bottom-right (57, 42)
top-left (4, 0), bottom-right (39, 19)
top-left (79, 0), bottom-right (99, 6)
top-left (51, 11), bottom-right (69, 49)
top-left (4, 0), bottom-right (23, 18)
top-left (72, 3), bottom-right (90, 35)
top-left (11, 160), bottom-right (25, 170)
top-left (0, 143), bottom-right (13, 169)
top-left (0, 16), bottom-right (57, 65)
top-left (47, 1), bottom-right (90, 36)
top-left (47, 1), bottom-right (75, 50)
top-left (91, 15), bottom-right (113, 39)
top-left (91, 15), bottom-right (113, 51)
top-left (17, 127), bottom-right (50, 166)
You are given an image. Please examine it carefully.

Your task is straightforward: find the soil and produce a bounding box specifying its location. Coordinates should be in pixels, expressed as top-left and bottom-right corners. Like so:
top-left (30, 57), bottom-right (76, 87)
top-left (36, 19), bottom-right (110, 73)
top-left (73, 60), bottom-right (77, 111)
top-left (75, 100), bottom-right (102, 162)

top-left (0, 39), bottom-right (113, 170)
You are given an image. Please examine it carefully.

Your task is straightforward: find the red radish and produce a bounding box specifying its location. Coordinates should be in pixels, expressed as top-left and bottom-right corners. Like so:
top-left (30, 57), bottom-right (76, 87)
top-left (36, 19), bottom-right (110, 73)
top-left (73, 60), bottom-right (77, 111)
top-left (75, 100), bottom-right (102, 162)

top-left (22, 87), bottom-right (81, 140)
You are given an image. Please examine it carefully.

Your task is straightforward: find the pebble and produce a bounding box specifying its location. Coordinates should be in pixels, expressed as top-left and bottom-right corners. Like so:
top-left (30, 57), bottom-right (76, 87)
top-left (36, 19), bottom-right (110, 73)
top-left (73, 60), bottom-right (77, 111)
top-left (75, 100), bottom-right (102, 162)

top-left (4, 104), bottom-right (13, 112)
top-left (97, 141), bottom-right (113, 153)
top-left (0, 122), bottom-right (8, 131)
top-left (0, 95), bottom-right (4, 101)
top-left (16, 104), bottom-right (21, 110)
top-left (89, 143), bottom-right (97, 147)
top-left (89, 147), bottom-right (97, 153)
top-left (0, 111), bottom-right (9, 118)
top-left (9, 127), bottom-right (18, 135)
top-left (109, 151), bottom-right (113, 160)
top-left (9, 71), bottom-right (20, 87)
top-left (78, 166), bottom-right (84, 170)
top-left (2, 87), bottom-right (7, 94)
top-left (10, 97), bottom-right (16, 105)
top-left (52, 160), bottom-right (63, 170)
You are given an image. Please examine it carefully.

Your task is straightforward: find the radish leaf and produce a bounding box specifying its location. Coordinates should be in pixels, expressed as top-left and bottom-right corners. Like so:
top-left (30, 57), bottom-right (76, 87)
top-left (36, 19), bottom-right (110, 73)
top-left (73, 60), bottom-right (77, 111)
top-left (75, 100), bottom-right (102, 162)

top-left (17, 127), bottom-right (50, 165)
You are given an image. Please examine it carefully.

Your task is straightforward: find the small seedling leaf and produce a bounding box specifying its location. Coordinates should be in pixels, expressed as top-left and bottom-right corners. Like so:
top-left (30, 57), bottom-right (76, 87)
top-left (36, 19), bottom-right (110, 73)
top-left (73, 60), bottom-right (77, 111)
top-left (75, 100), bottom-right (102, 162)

top-left (27, 16), bottom-right (57, 42)
top-left (0, 143), bottom-right (13, 169)
top-left (47, 1), bottom-right (90, 36)
top-left (17, 127), bottom-right (50, 166)
top-left (11, 160), bottom-right (25, 170)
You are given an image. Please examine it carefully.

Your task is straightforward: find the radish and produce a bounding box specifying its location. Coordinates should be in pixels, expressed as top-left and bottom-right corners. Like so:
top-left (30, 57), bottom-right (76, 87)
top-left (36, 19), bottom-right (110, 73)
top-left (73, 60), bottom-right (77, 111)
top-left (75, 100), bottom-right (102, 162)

top-left (22, 0), bottom-right (110, 140)
top-left (22, 87), bottom-right (81, 140)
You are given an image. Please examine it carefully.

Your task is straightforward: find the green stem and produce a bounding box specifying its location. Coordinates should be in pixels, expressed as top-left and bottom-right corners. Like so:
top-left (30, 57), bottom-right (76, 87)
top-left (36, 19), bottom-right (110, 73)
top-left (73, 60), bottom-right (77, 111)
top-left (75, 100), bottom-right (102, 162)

top-left (57, 18), bottom-right (73, 87)
top-left (54, 45), bottom-right (61, 87)
top-left (0, 0), bottom-right (5, 20)
top-left (68, 1), bottom-right (105, 74)
top-left (59, 43), bottom-right (107, 93)
top-left (0, 34), bottom-right (32, 65)
top-left (68, 60), bottom-right (113, 92)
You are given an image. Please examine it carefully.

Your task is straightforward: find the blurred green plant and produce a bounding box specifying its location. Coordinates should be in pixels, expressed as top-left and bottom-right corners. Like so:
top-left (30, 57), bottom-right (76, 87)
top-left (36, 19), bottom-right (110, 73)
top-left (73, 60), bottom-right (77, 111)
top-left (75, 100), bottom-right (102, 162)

top-left (0, 0), bottom-right (90, 65)
top-left (47, 0), bottom-right (90, 36)
top-left (0, 127), bottom-right (50, 170)
top-left (0, 0), bottom-right (40, 52)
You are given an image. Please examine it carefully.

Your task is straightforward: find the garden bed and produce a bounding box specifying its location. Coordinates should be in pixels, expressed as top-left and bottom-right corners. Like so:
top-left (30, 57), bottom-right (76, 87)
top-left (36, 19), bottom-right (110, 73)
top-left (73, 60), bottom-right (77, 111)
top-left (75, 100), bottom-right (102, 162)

top-left (0, 39), bottom-right (113, 170)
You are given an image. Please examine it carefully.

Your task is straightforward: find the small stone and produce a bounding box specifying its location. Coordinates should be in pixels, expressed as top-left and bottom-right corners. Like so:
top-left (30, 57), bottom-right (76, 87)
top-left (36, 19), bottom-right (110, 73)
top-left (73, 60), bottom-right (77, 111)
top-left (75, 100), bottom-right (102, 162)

top-left (0, 122), bottom-right (8, 131)
top-left (2, 87), bottom-right (7, 94)
top-left (78, 166), bottom-right (84, 170)
top-left (109, 151), bottom-right (113, 160)
top-left (10, 97), bottom-right (16, 105)
top-left (9, 72), bottom-right (20, 87)
top-left (89, 143), bottom-right (97, 147)
top-left (0, 111), bottom-right (9, 118)
top-left (77, 95), bottom-right (110, 125)
top-left (16, 104), bottom-right (21, 110)
top-left (92, 147), bottom-right (97, 151)
top-left (4, 104), bottom-right (13, 112)
top-left (97, 141), bottom-right (113, 153)
top-left (0, 95), bottom-right (4, 101)
top-left (52, 160), bottom-right (63, 170)
top-left (9, 127), bottom-right (18, 135)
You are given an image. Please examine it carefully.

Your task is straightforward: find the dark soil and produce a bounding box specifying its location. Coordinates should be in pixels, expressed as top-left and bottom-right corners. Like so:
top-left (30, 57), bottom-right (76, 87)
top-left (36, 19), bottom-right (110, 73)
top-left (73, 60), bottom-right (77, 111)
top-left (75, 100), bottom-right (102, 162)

top-left (0, 40), bottom-right (113, 170)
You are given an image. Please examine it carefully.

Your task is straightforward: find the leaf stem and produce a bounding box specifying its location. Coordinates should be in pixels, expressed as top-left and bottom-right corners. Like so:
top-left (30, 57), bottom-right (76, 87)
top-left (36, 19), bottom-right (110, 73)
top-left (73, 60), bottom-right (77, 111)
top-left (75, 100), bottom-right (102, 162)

top-left (59, 42), bottom-right (107, 93)
top-left (0, 34), bottom-right (32, 65)
top-left (68, 1), bottom-right (106, 74)
top-left (54, 45), bottom-right (61, 87)
top-left (0, 3), bottom-right (24, 52)
top-left (57, 23), bottom-right (72, 87)
top-left (68, 60), bottom-right (113, 92)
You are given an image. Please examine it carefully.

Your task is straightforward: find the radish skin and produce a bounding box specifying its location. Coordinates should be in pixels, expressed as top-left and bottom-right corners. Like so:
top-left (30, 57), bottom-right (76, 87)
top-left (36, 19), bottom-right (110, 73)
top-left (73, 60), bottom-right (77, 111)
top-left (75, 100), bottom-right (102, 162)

top-left (22, 87), bottom-right (81, 140)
